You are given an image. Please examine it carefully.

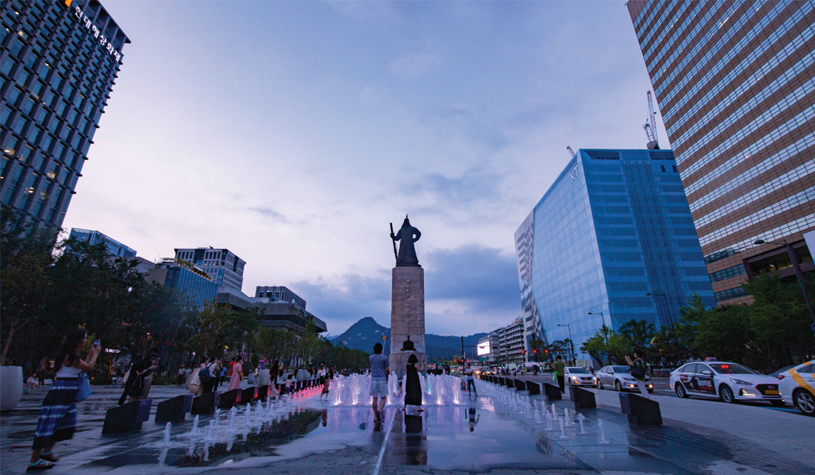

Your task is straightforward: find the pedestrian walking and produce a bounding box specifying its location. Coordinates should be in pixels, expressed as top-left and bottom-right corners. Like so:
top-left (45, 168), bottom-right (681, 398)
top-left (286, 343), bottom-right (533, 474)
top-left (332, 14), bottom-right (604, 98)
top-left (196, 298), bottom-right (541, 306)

top-left (404, 354), bottom-right (425, 414)
top-left (283, 374), bottom-right (293, 395)
top-left (228, 356), bottom-right (244, 391)
top-left (369, 343), bottom-right (389, 422)
top-left (198, 357), bottom-right (216, 394)
top-left (554, 355), bottom-right (566, 393)
top-left (320, 368), bottom-right (333, 400)
top-left (464, 363), bottom-right (477, 396)
top-left (177, 366), bottom-right (186, 387)
top-left (28, 329), bottom-right (101, 471)
top-left (625, 351), bottom-right (650, 398)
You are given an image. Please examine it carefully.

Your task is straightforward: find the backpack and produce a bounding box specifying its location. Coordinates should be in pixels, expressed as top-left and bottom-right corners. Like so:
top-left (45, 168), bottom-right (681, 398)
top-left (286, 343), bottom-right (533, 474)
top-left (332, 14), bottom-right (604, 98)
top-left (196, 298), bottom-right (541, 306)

top-left (631, 360), bottom-right (646, 379)
top-left (199, 365), bottom-right (211, 382)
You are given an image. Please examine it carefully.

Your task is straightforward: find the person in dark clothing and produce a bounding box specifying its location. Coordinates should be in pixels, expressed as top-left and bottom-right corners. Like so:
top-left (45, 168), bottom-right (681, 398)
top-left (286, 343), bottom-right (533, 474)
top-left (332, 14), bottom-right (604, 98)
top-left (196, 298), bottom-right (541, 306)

top-left (554, 355), bottom-right (566, 394)
top-left (404, 353), bottom-right (425, 413)
top-left (118, 348), bottom-right (158, 405)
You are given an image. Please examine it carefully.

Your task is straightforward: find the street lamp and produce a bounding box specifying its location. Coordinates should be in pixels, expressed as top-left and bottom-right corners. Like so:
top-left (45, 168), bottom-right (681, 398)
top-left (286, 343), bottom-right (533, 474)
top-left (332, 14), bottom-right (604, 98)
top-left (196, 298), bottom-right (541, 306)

top-left (557, 323), bottom-right (575, 365)
top-left (587, 311), bottom-right (604, 326)
top-left (646, 292), bottom-right (672, 325)
top-left (754, 239), bottom-right (815, 331)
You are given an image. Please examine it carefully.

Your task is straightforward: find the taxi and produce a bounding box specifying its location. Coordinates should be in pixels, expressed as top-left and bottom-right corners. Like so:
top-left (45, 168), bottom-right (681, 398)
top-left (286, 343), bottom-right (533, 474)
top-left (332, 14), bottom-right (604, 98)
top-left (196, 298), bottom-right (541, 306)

top-left (670, 361), bottom-right (783, 405)
top-left (777, 360), bottom-right (815, 416)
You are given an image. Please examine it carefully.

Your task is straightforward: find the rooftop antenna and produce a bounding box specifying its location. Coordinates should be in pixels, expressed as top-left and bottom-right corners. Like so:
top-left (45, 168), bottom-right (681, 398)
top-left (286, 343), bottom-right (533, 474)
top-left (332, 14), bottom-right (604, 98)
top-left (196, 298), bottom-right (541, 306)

top-left (643, 91), bottom-right (660, 150)
top-left (567, 146), bottom-right (575, 157)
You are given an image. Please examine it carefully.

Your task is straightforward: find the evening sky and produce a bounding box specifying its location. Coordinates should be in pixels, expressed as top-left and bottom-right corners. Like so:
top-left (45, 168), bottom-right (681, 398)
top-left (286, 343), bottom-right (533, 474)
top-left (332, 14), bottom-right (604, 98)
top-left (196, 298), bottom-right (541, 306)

top-left (61, 0), bottom-right (668, 337)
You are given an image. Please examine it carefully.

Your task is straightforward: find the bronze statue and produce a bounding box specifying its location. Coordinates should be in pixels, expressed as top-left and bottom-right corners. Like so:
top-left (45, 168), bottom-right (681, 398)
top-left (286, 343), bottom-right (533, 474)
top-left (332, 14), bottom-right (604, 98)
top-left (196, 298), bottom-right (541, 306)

top-left (390, 216), bottom-right (421, 267)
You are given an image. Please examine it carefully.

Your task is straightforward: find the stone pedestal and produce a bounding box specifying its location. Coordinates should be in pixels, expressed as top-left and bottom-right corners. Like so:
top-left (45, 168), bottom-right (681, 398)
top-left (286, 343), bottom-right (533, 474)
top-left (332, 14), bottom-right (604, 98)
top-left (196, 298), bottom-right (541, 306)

top-left (390, 266), bottom-right (427, 379)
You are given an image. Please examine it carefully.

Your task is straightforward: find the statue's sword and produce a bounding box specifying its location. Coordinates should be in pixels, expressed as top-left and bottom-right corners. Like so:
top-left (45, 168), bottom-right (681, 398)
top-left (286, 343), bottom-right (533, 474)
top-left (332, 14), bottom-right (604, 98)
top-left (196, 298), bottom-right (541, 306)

top-left (389, 223), bottom-right (398, 263)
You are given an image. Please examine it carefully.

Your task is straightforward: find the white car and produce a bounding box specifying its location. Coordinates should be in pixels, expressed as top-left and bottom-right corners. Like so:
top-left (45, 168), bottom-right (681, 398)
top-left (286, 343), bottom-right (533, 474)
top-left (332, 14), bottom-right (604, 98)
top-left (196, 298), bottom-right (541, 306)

top-left (670, 361), bottom-right (783, 405)
top-left (777, 360), bottom-right (815, 416)
top-left (596, 365), bottom-right (654, 392)
top-left (565, 367), bottom-right (597, 387)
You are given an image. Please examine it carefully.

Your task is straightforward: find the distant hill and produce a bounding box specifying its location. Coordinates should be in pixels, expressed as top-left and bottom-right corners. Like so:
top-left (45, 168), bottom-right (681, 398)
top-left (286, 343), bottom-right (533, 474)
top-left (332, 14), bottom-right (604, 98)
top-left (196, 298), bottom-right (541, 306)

top-left (331, 317), bottom-right (488, 362)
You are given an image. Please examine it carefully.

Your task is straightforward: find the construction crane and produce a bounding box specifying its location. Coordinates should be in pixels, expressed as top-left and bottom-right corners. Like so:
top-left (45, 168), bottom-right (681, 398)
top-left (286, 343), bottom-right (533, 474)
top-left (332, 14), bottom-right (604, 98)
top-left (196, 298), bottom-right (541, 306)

top-left (567, 146), bottom-right (575, 157)
top-left (643, 91), bottom-right (660, 150)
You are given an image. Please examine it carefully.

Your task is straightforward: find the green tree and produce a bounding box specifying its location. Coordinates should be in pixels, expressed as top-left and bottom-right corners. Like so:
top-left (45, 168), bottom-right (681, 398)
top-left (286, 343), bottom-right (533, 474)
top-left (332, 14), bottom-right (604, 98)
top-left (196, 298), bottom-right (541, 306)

top-left (579, 324), bottom-right (625, 366)
top-left (0, 211), bottom-right (58, 366)
top-left (185, 302), bottom-right (259, 360)
top-left (742, 272), bottom-right (814, 369)
top-left (617, 319), bottom-right (657, 355)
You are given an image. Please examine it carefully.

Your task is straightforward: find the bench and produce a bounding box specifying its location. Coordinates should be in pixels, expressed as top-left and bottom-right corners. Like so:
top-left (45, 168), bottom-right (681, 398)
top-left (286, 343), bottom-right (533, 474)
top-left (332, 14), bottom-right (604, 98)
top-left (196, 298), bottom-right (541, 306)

top-left (155, 394), bottom-right (193, 423)
top-left (102, 399), bottom-right (152, 434)
top-left (619, 393), bottom-right (662, 426)
top-left (570, 386), bottom-right (596, 410)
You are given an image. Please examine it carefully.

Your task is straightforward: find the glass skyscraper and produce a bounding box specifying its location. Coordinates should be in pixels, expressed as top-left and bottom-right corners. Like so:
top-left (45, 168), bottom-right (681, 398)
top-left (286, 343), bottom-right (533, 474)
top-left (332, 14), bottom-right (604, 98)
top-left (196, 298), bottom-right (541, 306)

top-left (627, 1), bottom-right (815, 305)
top-left (68, 227), bottom-right (135, 257)
top-left (147, 261), bottom-right (219, 310)
top-left (515, 149), bottom-right (715, 360)
top-left (1, 0), bottom-right (128, 231)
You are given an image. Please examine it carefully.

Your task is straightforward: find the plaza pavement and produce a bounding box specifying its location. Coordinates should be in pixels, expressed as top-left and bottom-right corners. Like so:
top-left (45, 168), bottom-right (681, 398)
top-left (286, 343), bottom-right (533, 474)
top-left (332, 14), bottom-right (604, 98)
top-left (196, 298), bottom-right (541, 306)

top-left (0, 378), bottom-right (812, 475)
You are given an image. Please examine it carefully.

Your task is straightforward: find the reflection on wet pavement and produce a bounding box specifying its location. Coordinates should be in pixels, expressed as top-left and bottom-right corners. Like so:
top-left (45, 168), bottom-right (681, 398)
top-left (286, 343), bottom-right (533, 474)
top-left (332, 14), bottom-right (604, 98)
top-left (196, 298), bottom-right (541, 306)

top-left (5, 379), bottom-right (813, 474)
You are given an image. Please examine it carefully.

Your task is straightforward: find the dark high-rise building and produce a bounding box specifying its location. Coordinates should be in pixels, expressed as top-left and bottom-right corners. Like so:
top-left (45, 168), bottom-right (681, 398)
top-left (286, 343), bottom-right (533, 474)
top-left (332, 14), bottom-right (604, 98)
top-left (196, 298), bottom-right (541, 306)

top-left (515, 149), bottom-right (715, 361)
top-left (1, 0), bottom-right (128, 231)
top-left (627, 1), bottom-right (815, 305)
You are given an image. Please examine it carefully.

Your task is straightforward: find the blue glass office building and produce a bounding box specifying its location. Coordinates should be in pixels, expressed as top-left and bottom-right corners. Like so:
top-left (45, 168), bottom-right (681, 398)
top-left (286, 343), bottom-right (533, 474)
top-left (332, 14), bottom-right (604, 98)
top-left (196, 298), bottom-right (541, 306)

top-left (515, 149), bottom-right (716, 359)
top-left (164, 265), bottom-right (218, 309)
top-left (1, 0), bottom-right (128, 231)
top-left (147, 261), bottom-right (218, 309)
top-left (69, 227), bottom-right (134, 257)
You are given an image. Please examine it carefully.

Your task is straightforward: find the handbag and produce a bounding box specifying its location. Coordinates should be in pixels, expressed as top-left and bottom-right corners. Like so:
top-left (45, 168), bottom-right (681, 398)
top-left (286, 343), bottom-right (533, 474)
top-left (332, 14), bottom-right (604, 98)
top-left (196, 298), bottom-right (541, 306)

top-left (128, 374), bottom-right (145, 397)
top-left (631, 366), bottom-right (646, 379)
top-left (187, 368), bottom-right (201, 394)
top-left (75, 372), bottom-right (92, 402)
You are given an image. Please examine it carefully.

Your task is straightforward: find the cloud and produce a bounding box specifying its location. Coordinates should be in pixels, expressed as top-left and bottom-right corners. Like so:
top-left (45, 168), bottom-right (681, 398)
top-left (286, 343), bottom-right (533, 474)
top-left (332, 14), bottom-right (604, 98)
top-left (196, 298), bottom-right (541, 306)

top-left (424, 245), bottom-right (519, 313)
top-left (289, 273), bottom-right (392, 337)
top-left (389, 53), bottom-right (439, 78)
top-left (248, 206), bottom-right (289, 223)
top-left (402, 167), bottom-right (503, 208)
top-left (296, 245), bottom-right (520, 337)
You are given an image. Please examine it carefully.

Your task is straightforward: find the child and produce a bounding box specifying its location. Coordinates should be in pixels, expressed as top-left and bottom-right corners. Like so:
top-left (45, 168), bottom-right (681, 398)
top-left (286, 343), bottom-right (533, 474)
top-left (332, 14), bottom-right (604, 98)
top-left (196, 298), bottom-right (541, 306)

top-left (283, 374), bottom-right (293, 395)
top-left (320, 370), bottom-right (332, 400)
top-left (25, 373), bottom-right (40, 394)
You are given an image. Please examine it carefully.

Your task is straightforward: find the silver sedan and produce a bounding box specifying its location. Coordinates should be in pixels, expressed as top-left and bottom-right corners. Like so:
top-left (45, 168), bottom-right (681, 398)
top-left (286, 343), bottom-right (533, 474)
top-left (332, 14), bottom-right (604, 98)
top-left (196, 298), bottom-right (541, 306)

top-left (596, 365), bottom-right (654, 392)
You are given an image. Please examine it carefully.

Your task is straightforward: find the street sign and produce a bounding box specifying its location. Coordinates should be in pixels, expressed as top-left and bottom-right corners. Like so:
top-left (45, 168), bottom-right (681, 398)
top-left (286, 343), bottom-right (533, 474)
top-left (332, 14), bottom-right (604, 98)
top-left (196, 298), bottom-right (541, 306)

top-left (381, 335), bottom-right (388, 341)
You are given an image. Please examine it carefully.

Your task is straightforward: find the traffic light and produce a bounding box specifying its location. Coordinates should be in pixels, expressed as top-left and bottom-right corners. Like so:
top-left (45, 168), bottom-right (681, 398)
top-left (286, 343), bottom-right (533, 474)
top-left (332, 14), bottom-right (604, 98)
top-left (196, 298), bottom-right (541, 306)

top-left (544, 349), bottom-right (549, 354)
top-left (521, 350), bottom-right (526, 355)
top-left (533, 350), bottom-right (537, 354)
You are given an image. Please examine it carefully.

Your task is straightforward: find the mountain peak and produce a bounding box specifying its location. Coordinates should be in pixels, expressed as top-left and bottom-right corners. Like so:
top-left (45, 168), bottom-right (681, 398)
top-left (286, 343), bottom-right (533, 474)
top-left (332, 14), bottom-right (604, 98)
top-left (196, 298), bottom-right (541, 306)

top-left (332, 317), bottom-right (488, 361)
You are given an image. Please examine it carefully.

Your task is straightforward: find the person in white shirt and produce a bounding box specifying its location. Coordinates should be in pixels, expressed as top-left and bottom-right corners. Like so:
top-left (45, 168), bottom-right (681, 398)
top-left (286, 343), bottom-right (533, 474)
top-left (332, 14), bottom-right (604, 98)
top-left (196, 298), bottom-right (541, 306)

top-left (464, 363), bottom-right (477, 396)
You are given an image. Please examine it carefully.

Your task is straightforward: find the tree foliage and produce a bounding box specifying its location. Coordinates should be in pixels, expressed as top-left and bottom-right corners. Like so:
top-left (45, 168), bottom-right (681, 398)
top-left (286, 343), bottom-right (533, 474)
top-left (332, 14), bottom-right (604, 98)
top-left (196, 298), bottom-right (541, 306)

top-left (1, 210), bottom-right (198, 376)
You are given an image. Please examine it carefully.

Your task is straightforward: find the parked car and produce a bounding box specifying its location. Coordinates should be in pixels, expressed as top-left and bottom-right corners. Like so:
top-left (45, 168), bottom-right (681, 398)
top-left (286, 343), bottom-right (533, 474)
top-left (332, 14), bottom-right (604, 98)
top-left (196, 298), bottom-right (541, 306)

top-left (777, 360), bottom-right (815, 416)
top-left (565, 367), bottom-right (597, 387)
top-left (596, 365), bottom-right (653, 392)
top-left (768, 365), bottom-right (796, 378)
top-left (670, 361), bottom-right (783, 405)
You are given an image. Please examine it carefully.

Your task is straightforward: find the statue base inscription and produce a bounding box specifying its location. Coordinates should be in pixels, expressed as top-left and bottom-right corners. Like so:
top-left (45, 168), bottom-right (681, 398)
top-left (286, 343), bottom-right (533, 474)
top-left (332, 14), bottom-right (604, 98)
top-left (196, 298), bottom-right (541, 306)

top-left (389, 266), bottom-right (426, 379)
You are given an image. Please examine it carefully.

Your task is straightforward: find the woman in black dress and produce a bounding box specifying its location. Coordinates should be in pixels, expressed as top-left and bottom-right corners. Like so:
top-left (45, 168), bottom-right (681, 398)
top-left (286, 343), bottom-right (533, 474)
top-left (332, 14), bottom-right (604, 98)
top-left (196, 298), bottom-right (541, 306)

top-left (404, 354), bottom-right (425, 412)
